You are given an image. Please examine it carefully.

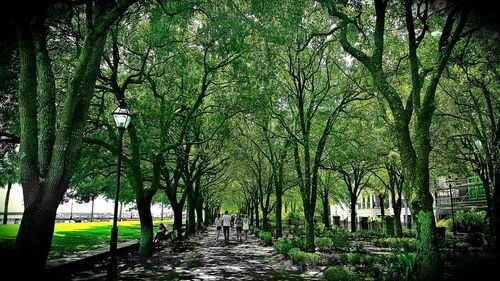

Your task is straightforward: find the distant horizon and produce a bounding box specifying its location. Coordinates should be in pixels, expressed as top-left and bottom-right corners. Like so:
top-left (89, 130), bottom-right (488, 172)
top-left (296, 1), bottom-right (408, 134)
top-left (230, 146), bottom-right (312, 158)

top-left (0, 183), bottom-right (173, 217)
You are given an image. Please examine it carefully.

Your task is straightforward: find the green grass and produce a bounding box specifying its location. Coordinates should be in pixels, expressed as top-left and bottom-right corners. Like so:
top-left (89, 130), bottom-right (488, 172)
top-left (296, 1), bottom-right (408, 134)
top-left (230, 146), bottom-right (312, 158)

top-left (0, 220), bottom-right (173, 256)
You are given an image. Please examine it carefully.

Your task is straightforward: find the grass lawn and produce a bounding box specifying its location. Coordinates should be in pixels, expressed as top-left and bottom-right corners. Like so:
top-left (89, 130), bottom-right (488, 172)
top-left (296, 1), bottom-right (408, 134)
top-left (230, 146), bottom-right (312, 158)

top-left (0, 220), bottom-right (174, 256)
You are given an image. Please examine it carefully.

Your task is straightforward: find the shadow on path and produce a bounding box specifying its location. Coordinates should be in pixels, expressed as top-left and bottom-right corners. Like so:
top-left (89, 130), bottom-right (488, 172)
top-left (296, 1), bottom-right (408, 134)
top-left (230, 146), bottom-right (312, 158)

top-left (63, 227), bottom-right (322, 280)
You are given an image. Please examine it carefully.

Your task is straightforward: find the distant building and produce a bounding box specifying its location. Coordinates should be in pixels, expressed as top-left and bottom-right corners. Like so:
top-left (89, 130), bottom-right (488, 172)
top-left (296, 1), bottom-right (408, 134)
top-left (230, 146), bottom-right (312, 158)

top-left (432, 175), bottom-right (488, 221)
top-left (330, 192), bottom-right (412, 230)
top-left (329, 175), bottom-right (489, 230)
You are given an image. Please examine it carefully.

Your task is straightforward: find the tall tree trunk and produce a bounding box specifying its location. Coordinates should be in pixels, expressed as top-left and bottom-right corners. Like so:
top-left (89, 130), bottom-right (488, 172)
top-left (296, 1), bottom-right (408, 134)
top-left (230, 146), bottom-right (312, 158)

top-left (322, 196), bottom-right (330, 228)
top-left (196, 200), bottom-right (203, 229)
top-left (412, 134), bottom-right (441, 281)
top-left (119, 202), bottom-right (123, 221)
top-left (254, 199), bottom-right (260, 228)
top-left (187, 192), bottom-right (196, 234)
top-left (393, 195), bottom-right (403, 237)
top-left (3, 183), bottom-right (12, 224)
top-left (15, 194), bottom-right (60, 272)
top-left (350, 194), bottom-right (357, 232)
top-left (172, 204), bottom-right (183, 239)
top-left (249, 204), bottom-right (254, 225)
top-left (90, 198), bottom-right (94, 222)
top-left (275, 188), bottom-right (283, 238)
top-left (160, 202), bottom-right (164, 221)
top-left (136, 196), bottom-right (153, 257)
top-left (379, 195), bottom-right (385, 218)
top-left (262, 210), bottom-right (269, 230)
top-left (303, 204), bottom-right (315, 252)
top-left (203, 206), bottom-right (210, 226)
top-left (478, 173), bottom-right (494, 235)
top-left (195, 178), bottom-right (203, 229)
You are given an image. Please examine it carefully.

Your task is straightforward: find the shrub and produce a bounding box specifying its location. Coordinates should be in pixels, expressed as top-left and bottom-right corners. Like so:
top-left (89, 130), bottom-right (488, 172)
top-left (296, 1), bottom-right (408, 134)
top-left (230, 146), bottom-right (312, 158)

top-left (396, 252), bottom-right (416, 281)
top-left (454, 209), bottom-right (487, 233)
top-left (324, 266), bottom-right (359, 281)
top-left (354, 241), bottom-right (365, 252)
top-left (288, 248), bottom-right (306, 265)
top-left (331, 236), bottom-right (349, 250)
top-left (340, 253), bottom-right (364, 265)
top-left (340, 253), bottom-right (349, 264)
top-left (316, 237), bottom-right (333, 251)
top-left (287, 248), bottom-right (323, 266)
top-left (259, 231), bottom-right (273, 246)
top-left (290, 237), bottom-right (305, 250)
top-left (402, 238), bottom-right (416, 252)
top-left (465, 232), bottom-right (485, 247)
top-left (275, 238), bottom-right (293, 255)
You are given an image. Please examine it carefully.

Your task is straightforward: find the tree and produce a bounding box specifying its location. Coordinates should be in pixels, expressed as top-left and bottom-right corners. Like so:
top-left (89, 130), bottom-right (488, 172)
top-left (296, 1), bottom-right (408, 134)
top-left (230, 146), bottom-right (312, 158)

top-left (373, 151), bottom-right (405, 237)
top-left (437, 34), bottom-right (499, 248)
top-left (12, 0), bottom-right (136, 271)
top-left (319, 1), bottom-right (480, 278)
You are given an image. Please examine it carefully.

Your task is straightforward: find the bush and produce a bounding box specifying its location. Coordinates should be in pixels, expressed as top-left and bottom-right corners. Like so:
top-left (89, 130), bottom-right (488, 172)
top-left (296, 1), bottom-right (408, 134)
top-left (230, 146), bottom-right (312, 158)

top-left (374, 238), bottom-right (416, 252)
top-left (454, 209), bottom-right (487, 233)
top-left (275, 238), bottom-right (293, 255)
top-left (324, 266), bottom-right (359, 281)
top-left (288, 248), bottom-right (306, 265)
top-left (259, 231), bottom-right (273, 246)
top-left (316, 237), bottom-right (334, 251)
top-left (290, 237), bottom-right (305, 250)
top-left (465, 232), bottom-right (485, 247)
top-left (331, 236), bottom-right (349, 250)
top-left (287, 248), bottom-right (323, 267)
top-left (351, 230), bottom-right (383, 239)
top-left (340, 253), bottom-right (363, 265)
top-left (354, 241), bottom-right (365, 252)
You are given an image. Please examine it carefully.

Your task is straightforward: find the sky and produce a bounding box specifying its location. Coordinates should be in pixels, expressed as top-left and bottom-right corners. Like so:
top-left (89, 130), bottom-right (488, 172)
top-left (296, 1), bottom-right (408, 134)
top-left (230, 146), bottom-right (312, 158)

top-left (0, 183), bottom-right (169, 216)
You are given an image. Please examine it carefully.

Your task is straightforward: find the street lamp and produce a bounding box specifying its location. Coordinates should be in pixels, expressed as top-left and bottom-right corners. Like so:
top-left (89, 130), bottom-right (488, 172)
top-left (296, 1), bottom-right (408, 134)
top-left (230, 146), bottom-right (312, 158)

top-left (447, 175), bottom-right (457, 236)
top-left (107, 100), bottom-right (131, 279)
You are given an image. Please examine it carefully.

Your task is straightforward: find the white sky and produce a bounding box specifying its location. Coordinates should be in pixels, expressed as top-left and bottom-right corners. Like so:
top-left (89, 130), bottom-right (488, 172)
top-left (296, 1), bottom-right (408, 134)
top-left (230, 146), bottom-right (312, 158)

top-left (0, 183), bottom-right (169, 216)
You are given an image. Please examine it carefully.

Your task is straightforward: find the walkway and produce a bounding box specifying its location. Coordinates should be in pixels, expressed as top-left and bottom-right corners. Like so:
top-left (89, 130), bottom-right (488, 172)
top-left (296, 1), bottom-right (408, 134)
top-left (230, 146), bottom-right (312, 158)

top-left (64, 227), bottom-right (322, 280)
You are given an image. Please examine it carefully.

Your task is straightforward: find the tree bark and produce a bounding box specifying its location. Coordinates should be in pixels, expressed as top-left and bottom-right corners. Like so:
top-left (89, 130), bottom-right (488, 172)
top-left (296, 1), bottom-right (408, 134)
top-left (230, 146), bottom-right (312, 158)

top-left (392, 194), bottom-right (403, 237)
top-left (172, 204), bottom-right (184, 239)
top-left (304, 204), bottom-right (315, 252)
top-left (275, 187), bottom-right (283, 237)
top-left (136, 196), bottom-right (153, 257)
top-left (350, 194), bottom-right (357, 232)
top-left (13, 0), bottom-right (136, 272)
top-left (90, 198), bottom-right (94, 222)
top-left (254, 199), bottom-right (260, 228)
top-left (379, 195), bottom-right (385, 218)
top-left (322, 196), bottom-right (330, 228)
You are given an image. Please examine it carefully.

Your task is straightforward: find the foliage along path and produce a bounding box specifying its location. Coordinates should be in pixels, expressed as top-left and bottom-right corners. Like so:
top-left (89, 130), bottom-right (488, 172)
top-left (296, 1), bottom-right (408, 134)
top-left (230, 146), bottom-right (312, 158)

top-left (65, 226), bottom-right (322, 280)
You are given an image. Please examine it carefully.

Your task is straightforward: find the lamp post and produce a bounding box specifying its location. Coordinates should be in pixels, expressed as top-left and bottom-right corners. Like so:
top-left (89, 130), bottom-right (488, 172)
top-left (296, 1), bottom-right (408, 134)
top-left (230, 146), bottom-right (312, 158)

top-left (447, 175), bottom-right (457, 235)
top-left (107, 100), bottom-right (131, 279)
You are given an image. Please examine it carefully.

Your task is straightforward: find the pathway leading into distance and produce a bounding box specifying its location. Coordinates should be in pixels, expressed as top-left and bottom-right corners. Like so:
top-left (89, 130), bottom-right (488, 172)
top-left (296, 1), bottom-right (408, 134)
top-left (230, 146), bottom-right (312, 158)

top-left (63, 226), bottom-right (323, 280)
top-left (175, 227), bottom-right (322, 280)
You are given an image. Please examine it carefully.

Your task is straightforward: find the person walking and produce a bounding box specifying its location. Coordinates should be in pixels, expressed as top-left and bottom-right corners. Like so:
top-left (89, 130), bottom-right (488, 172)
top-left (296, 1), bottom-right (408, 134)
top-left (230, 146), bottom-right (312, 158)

top-left (235, 215), bottom-right (243, 242)
top-left (222, 211), bottom-right (231, 243)
top-left (214, 214), bottom-right (222, 241)
top-left (230, 214), bottom-right (235, 231)
top-left (242, 215), bottom-right (250, 241)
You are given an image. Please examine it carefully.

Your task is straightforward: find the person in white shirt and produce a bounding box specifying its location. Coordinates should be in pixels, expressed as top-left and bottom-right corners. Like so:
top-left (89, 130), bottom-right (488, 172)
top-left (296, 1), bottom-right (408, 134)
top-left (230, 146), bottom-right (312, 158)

top-left (222, 211), bottom-right (231, 243)
top-left (214, 214), bottom-right (222, 241)
top-left (242, 215), bottom-right (250, 241)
